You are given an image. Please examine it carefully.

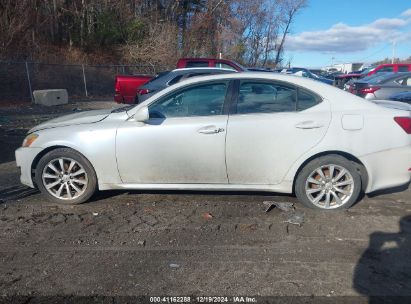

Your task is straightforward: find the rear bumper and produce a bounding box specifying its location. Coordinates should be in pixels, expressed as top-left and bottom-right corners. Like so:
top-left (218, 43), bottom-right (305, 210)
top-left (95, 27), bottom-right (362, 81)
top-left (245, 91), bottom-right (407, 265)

top-left (114, 94), bottom-right (123, 103)
top-left (15, 147), bottom-right (42, 188)
top-left (360, 146), bottom-right (411, 193)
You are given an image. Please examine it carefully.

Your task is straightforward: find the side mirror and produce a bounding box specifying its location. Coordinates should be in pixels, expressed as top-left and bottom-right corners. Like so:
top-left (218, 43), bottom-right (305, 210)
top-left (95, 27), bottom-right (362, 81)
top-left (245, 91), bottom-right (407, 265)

top-left (132, 106), bottom-right (149, 122)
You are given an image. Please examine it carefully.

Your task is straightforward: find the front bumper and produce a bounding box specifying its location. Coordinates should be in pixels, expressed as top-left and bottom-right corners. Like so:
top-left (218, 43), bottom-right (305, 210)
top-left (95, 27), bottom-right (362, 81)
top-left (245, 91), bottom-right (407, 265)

top-left (360, 145), bottom-right (411, 193)
top-left (15, 147), bottom-right (42, 188)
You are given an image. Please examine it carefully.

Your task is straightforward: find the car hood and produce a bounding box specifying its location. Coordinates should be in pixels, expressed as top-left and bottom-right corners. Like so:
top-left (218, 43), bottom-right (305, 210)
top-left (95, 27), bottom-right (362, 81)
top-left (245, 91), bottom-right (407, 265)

top-left (28, 109), bottom-right (112, 133)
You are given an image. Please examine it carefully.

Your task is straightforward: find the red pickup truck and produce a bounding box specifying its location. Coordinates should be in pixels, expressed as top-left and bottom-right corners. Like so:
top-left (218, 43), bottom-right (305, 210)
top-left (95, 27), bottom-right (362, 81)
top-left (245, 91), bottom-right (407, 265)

top-left (114, 58), bottom-right (245, 104)
top-left (114, 74), bottom-right (153, 103)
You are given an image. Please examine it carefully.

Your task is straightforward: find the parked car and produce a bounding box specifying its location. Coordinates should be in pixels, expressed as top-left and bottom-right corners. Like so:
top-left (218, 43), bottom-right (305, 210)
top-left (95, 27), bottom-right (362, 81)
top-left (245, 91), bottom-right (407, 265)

top-left (282, 67), bottom-right (333, 85)
top-left (334, 64), bottom-right (411, 89)
top-left (16, 73), bottom-right (411, 210)
top-left (114, 74), bottom-right (153, 104)
top-left (135, 68), bottom-right (237, 103)
top-left (345, 72), bottom-right (392, 92)
top-left (176, 58), bottom-right (245, 71)
top-left (390, 91), bottom-right (411, 104)
top-left (351, 72), bottom-right (411, 100)
top-left (334, 68), bottom-right (374, 88)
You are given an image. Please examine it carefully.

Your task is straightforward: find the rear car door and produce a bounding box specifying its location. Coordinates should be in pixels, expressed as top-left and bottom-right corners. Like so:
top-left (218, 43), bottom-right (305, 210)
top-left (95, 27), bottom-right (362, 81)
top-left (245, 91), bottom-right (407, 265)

top-left (225, 80), bottom-right (331, 185)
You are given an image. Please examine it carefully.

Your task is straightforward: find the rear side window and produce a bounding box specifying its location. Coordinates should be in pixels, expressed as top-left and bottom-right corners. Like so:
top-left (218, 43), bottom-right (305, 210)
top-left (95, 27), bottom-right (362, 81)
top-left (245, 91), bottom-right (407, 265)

top-left (237, 82), bottom-right (297, 114)
top-left (235, 81), bottom-right (322, 114)
top-left (186, 61), bottom-right (209, 68)
top-left (398, 65), bottom-right (410, 72)
top-left (297, 89), bottom-right (322, 111)
top-left (376, 66), bottom-right (393, 73)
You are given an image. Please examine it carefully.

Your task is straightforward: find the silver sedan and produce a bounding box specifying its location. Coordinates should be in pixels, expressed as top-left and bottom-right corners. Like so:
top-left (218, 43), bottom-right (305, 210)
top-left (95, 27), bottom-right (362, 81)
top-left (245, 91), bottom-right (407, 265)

top-left (15, 73), bottom-right (411, 210)
top-left (353, 72), bottom-right (411, 100)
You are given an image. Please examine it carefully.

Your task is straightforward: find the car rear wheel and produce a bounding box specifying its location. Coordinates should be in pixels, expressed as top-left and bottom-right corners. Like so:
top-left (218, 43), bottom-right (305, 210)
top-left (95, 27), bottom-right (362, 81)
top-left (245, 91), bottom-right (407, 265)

top-left (295, 155), bottom-right (362, 210)
top-left (35, 148), bottom-right (97, 204)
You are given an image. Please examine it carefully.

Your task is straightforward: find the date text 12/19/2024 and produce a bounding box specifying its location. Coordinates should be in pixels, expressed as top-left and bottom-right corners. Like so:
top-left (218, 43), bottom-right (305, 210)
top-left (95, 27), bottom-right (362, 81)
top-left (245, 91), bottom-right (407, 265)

top-left (149, 296), bottom-right (257, 303)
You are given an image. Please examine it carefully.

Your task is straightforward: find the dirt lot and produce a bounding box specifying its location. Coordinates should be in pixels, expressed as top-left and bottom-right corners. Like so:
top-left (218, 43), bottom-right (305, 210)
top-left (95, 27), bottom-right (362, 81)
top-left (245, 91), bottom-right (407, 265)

top-left (0, 101), bottom-right (410, 303)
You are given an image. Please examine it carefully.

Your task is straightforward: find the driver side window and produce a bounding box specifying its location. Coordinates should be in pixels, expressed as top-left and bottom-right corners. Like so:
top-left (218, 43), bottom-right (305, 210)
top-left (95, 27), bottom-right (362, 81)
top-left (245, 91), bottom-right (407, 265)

top-left (149, 82), bottom-right (228, 118)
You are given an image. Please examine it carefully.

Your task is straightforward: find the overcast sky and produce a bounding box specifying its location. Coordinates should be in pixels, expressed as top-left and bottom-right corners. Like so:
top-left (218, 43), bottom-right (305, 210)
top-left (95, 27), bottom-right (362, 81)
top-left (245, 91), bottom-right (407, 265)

top-left (285, 0), bottom-right (411, 68)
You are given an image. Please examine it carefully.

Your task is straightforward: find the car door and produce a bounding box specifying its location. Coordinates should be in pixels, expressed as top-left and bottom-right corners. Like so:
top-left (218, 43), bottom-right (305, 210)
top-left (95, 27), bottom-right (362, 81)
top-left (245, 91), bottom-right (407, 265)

top-left (225, 80), bottom-right (331, 185)
top-left (116, 81), bottom-right (231, 184)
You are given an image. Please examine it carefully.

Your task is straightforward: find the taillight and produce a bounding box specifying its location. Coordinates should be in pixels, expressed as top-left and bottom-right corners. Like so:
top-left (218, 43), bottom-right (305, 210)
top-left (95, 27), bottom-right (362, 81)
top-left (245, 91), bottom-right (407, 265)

top-left (137, 88), bottom-right (150, 95)
top-left (394, 117), bottom-right (411, 134)
top-left (359, 87), bottom-right (380, 94)
top-left (115, 78), bottom-right (120, 93)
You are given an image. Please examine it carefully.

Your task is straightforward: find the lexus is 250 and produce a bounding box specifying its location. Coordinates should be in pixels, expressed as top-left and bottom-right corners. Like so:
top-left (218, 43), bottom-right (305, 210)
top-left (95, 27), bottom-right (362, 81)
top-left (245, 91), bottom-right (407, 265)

top-left (16, 73), bottom-right (411, 210)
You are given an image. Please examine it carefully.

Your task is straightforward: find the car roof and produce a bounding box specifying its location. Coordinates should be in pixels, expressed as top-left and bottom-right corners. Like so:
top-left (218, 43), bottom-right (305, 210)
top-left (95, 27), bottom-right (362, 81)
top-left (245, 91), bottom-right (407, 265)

top-left (171, 67), bottom-right (237, 73)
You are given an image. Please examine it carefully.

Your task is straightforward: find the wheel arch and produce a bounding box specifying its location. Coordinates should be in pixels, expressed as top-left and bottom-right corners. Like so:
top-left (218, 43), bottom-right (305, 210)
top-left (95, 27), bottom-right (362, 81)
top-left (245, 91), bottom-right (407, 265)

top-left (30, 145), bottom-right (98, 185)
top-left (292, 150), bottom-right (369, 194)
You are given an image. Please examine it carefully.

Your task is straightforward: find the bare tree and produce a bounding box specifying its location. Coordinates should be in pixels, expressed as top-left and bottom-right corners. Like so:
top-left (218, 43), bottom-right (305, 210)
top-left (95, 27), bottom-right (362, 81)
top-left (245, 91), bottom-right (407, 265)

top-left (274, 0), bottom-right (307, 66)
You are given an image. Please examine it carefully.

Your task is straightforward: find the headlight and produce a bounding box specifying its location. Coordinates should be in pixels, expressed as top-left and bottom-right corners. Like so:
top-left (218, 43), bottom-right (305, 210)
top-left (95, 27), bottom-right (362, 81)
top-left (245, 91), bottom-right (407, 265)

top-left (22, 133), bottom-right (39, 147)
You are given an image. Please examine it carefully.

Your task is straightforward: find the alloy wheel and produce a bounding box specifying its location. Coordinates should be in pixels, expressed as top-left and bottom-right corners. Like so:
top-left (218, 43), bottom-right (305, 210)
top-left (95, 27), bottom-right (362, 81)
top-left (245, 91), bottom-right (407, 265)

top-left (42, 157), bottom-right (88, 200)
top-left (305, 164), bottom-right (354, 209)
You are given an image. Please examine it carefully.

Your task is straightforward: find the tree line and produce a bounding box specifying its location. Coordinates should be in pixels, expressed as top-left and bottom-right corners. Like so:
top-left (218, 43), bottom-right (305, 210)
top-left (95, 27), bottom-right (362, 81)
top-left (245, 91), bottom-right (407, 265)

top-left (0, 0), bottom-right (306, 67)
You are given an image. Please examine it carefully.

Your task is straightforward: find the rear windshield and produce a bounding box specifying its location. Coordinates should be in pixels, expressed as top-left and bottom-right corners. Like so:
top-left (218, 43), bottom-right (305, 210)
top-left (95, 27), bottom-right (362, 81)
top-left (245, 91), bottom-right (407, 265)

top-left (368, 73), bottom-right (399, 84)
top-left (359, 73), bottom-right (393, 84)
top-left (146, 71), bottom-right (171, 84)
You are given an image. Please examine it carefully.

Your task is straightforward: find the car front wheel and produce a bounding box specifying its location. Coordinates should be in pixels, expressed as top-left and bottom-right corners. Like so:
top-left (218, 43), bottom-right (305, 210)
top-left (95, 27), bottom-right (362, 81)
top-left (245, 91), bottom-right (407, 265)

top-left (35, 148), bottom-right (97, 204)
top-left (295, 155), bottom-right (362, 210)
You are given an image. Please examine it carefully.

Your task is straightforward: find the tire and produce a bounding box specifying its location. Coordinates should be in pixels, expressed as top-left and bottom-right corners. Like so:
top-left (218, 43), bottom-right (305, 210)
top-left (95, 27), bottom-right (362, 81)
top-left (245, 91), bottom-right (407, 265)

top-left (35, 148), bottom-right (97, 204)
top-left (295, 155), bottom-right (362, 210)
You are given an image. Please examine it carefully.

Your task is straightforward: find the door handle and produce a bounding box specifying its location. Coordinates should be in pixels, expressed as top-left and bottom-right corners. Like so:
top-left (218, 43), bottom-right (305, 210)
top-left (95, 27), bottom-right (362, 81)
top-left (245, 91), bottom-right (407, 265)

top-left (295, 121), bottom-right (323, 129)
top-left (198, 126), bottom-right (225, 134)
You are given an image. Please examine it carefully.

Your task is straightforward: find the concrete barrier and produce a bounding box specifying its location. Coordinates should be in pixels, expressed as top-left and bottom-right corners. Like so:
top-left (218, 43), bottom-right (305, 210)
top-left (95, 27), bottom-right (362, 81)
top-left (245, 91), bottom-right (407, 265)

top-left (33, 89), bottom-right (68, 106)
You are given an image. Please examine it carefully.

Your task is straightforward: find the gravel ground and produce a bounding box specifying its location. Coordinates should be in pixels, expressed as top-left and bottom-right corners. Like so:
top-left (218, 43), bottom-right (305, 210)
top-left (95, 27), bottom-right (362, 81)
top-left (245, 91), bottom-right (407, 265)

top-left (0, 101), bottom-right (410, 303)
